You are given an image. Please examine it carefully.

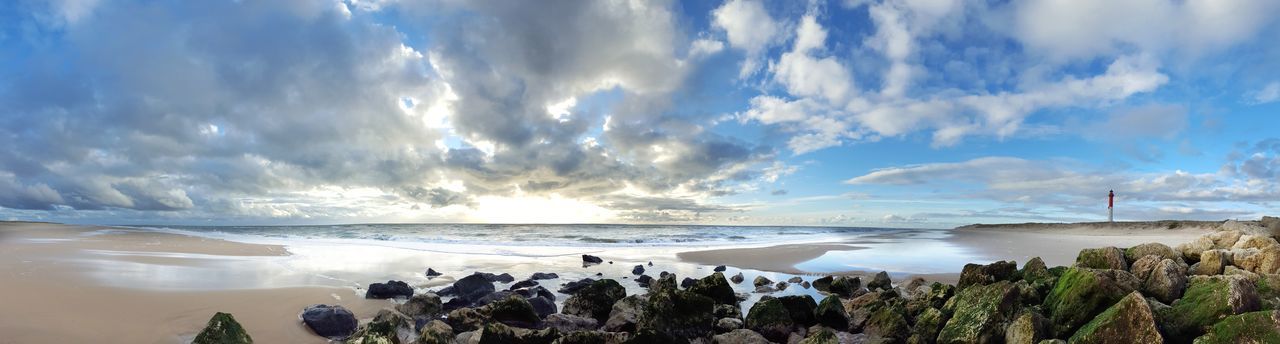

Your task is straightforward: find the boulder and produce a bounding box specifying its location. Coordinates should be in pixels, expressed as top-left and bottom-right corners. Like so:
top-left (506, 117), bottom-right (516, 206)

top-left (1130, 255), bottom-right (1162, 281)
top-left (1159, 275), bottom-right (1261, 342)
top-left (1194, 250), bottom-right (1231, 275)
top-left (812, 276), bottom-right (834, 292)
top-left (366, 280), bottom-right (414, 299)
top-left (1224, 220), bottom-right (1272, 237)
top-left (425, 268), bottom-right (443, 277)
top-left (1074, 247), bottom-right (1128, 270)
top-left (776, 295), bottom-right (819, 327)
top-left (828, 277), bottom-right (861, 298)
top-left (192, 312), bottom-right (253, 344)
top-left (1263, 216), bottom-right (1280, 236)
top-left (714, 318), bottom-right (743, 333)
top-left (797, 327), bottom-right (839, 344)
top-left (730, 272), bottom-right (745, 284)
top-left (638, 289), bottom-right (716, 339)
top-left (563, 279), bottom-right (627, 324)
top-left (911, 307), bottom-right (945, 344)
top-left (714, 265), bottom-right (727, 272)
top-left (446, 307), bottom-right (488, 333)
top-left (745, 297), bottom-right (796, 343)
top-left (688, 272), bottom-right (738, 306)
top-left (1125, 243), bottom-right (1182, 264)
top-left (937, 281), bottom-right (1020, 344)
top-left (1002, 311), bottom-right (1049, 344)
top-left (775, 281), bottom-right (789, 291)
top-left (632, 265), bottom-right (645, 275)
top-left (531, 272), bottom-right (559, 280)
top-left (958, 260), bottom-right (1018, 289)
top-left (397, 293), bottom-right (443, 320)
top-left (603, 294), bottom-right (648, 332)
top-left (843, 292), bottom-right (882, 331)
top-left (453, 274), bottom-right (497, 303)
top-left (868, 271), bottom-right (893, 291)
top-left (1067, 291), bottom-right (1162, 344)
top-left (1042, 268), bottom-right (1138, 336)
top-left (510, 279), bottom-right (539, 290)
top-left (753, 276), bottom-right (772, 288)
top-left (815, 296), bottom-right (850, 331)
top-left (1177, 236), bottom-right (1215, 263)
top-left (300, 304), bottom-right (358, 340)
top-left (544, 313), bottom-right (599, 333)
top-left (583, 255), bottom-right (604, 265)
top-left (1022, 257), bottom-right (1053, 284)
top-left (552, 330), bottom-right (630, 344)
top-left (417, 320), bottom-right (454, 344)
top-left (650, 274), bottom-right (677, 294)
top-left (1143, 258), bottom-right (1188, 304)
top-left (1192, 309), bottom-right (1280, 344)
top-left (476, 272), bottom-right (516, 283)
top-left (1209, 230), bottom-right (1244, 249)
top-left (346, 308), bottom-right (414, 344)
top-left (787, 276), bottom-right (804, 284)
top-left (1233, 235), bottom-right (1280, 251)
top-left (681, 277), bottom-right (698, 289)
top-left (714, 303), bottom-right (742, 320)
top-left (634, 274), bottom-right (653, 288)
top-left (527, 296), bottom-right (557, 319)
top-left (484, 295), bottom-right (541, 328)
top-left (753, 285), bottom-right (776, 294)
top-left (863, 305), bottom-right (909, 341)
top-left (559, 278), bottom-right (597, 294)
top-left (712, 329), bottom-right (771, 344)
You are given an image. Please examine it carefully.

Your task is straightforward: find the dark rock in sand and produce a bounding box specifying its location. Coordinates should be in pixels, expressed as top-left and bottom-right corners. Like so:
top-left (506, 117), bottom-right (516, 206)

top-left (730, 272), bottom-right (745, 284)
top-left (828, 276), bottom-right (861, 298)
top-left (583, 254), bottom-right (604, 265)
top-left (775, 281), bottom-right (788, 291)
top-left (300, 304), bottom-right (358, 340)
top-left (648, 261), bottom-right (654, 266)
top-left (754, 285), bottom-right (776, 293)
top-left (528, 295), bottom-right (557, 319)
top-left (868, 271), bottom-right (892, 291)
top-left (603, 294), bottom-right (648, 332)
top-left (812, 276), bottom-right (834, 292)
top-left (714, 265), bottom-right (727, 272)
top-left (509, 279), bottom-right (539, 290)
top-left (786, 276), bottom-right (803, 284)
top-left (484, 295), bottom-right (542, 328)
top-left (559, 278), bottom-right (597, 294)
top-left (632, 265), bottom-right (645, 275)
top-left (192, 312), bottom-right (253, 344)
top-left (366, 280), bottom-right (414, 299)
top-left (814, 295), bottom-right (849, 331)
top-left (345, 308), bottom-right (414, 344)
top-left (639, 289), bottom-right (717, 339)
top-left (442, 297), bottom-right (471, 312)
top-left (745, 297), bottom-right (795, 343)
top-left (396, 293), bottom-right (443, 320)
top-left (454, 274), bottom-right (497, 302)
top-left (474, 290), bottom-right (517, 307)
top-left (545, 313), bottom-right (599, 333)
top-left (435, 285), bottom-right (456, 297)
top-left (801, 281), bottom-right (811, 289)
top-left (681, 277), bottom-right (697, 289)
top-left (425, 268), bottom-right (443, 277)
top-left (660, 271), bottom-right (670, 278)
top-left (446, 307), bottom-right (487, 333)
top-left (635, 274), bottom-right (653, 288)
top-left (530, 272), bottom-right (559, 280)
top-left (752, 276), bottom-right (772, 287)
top-left (688, 272), bottom-right (738, 306)
top-left (475, 272), bottom-right (516, 283)
top-left (564, 279), bottom-right (628, 324)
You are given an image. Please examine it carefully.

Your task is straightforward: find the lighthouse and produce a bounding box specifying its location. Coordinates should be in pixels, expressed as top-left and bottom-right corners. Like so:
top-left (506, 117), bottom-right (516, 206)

top-left (1108, 190), bottom-right (1115, 222)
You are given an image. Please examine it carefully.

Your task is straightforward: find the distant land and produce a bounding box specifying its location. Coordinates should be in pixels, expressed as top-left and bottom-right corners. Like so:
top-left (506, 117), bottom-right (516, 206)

top-left (957, 217), bottom-right (1278, 234)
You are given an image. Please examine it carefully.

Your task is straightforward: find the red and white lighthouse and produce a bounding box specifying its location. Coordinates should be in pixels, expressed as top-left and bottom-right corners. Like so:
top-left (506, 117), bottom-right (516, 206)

top-left (1108, 190), bottom-right (1115, 222)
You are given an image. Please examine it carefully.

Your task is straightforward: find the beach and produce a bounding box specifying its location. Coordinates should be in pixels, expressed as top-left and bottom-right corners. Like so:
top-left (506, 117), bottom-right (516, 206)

top-left (0, 221), bottom-right (1218, 343)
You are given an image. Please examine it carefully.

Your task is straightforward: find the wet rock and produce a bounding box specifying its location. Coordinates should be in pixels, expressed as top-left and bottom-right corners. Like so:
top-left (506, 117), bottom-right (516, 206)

top-left (300, 304), bottom-right (358, 340)
top-left (454, 274), bottom-right (497, 303)
top-left (442, 298), bottom-right (471, 312)
top-left (681, 277), bottom-right (697, 289)
top-left (484, 295), bottom-right (541, 328)
top-left (714, 318), bottom-right (743, 333)
top-left (936, 281), bottom-right (1019, 343)
top-left (530, 272), bottom-right (559, 280)
top-left (632, 265), bottom-right (645, 275)
top-left (1003, 311), bottom-right (1050, 344)
top-left (635, 274), bottom-right (653, 288)
top-left (753, 285), bottom-right (777, 293)
top-left (426, 268), bottom-right (443, 277)
top-left (552, 330), bottom-right (630, 344)
top-left (958, 260), bottom-right (1018, 289)
top-left (753, 276), bottom-right (772, 288)
top-left (1067, 291), bottom-right (1162, 344)
top-left (527, 296), bottom-right (557, 319)
top-left (714, 265), bottom-right (727, 272)
top-left (689, 272), bottom-right (738, 306)
top-left (1042, 268), bottom-right (1139, 336)
top-left (603, 294), bottom-right (648, 332)
top-left (911, 307), bottom-right (945, 344)
top-left (745, 297), bottom-right (795, 343)
top-left (828, 277), bottom-right (861, 298)
top-left (474, 290), bottom-right (518, 307)
top-left (775, 281), bottom-right (789, 291)
top-left (801, 281), bottom-right (811, 289)
top-left (812, 276), bottom-right (834, 292)
top-left (1124, 242), bottom-right (1182, 265)
top-left (638, 289), bottom-right (716, 339)
top-left (864, 305), bottom-right (909, 342)
top-left (797, 327), bottom-right (838, 344)
top-left (192, 312), bottom-right (253, 344)
top-left (787, 277), bottom-right (803, 284)
top-left (476, 272), bottom-right (516, 283)
top-left (446, 307), bottom-right (487, 333)
top-left (1159, 275), bottom-right (1261, 342)
top-left (776, 295), bottom-right (818, 327)
top-left (559, 278), bottom-right (597, 294)
top-left (509, 279), bottom-right (539, 290)
top-left (1074, 247), bottom-right (1129, 270)
top-left (650, 274), bottom-right (677, 294)
top-left (563, 279), bottom-right (627, 324)
top-left (345, 308), bottom-right (415, 344)
top-left (868, 271), bottom-right (893, 291)
top-left (714, 303), bottom-right (742, 320)
top-left (730, 272), bottom-right (745, 284)
top-left (544, 313), bottom-right (599, 333)
top-left (712, 329), bottom-right (771, 344)
top-left (1193, 309), bottom-right (1280, 344)
top-left (396, 293), bottom-right (443, 320)
top-left (417, 320), bottom-right (454, 344)
top-left (366, 280), bottom-right (414, 299)
top-left (582, 254), bottom-right (604, 265)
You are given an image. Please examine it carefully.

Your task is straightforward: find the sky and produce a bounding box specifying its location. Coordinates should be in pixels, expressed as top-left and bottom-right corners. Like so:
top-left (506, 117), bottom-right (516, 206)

top-left (1, 0), bottom-right (1278, 228)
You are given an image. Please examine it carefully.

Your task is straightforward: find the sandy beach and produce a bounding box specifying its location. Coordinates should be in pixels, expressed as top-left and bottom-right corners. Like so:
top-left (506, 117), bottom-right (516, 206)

top-left (0, 221), bottom-right (1221, 343)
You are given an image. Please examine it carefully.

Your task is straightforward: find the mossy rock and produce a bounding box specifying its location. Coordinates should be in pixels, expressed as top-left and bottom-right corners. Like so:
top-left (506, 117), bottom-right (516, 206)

top-left (650, 274), bottom-right (677, 294)
top-left (1067, 291), bottom-right (1162, 344)
top-left (1004, 310), bottom-right (1049, 344)
top-left (958, 260), bottom-right (1018, 289)
top-left (829, 276), bottom-right (861, 297)
top-left (1042, 268), bottom-right (1137, 336)
top-left (1192, 309), bottom-right (1280, 344)
top-left (192, 312), bottom-right (253, 344)
top-left (637, 290), bottom-right (715, 340)
top-left (564, 279), bottom-right (628, 324)
top-left (745, 297), bottom-right (795, 342)
top-left (551, 330), bottom-right (630, 344)
top-left (1159, 276), bottom-right (1262, 343)
top-left (936, 281), bottom-right (1019, 344)
top-left (812, 276), bottom-right (834, 292)
top-left (1125, 243), bottom-right (1182, 265)
top-left (688, 272), bottom-right (737, 306)
top-left (485, 295), bottom-right (542, 328)
top-left (1023, 257), bottom-right (1052, 283)
top-left (417, 320), bottom-right (454, 344)
top-left (815, 295), bottom-right (850, 330)
top-left (447, 307), bottom-right (488, 333)
top-left (798, 327), bottom-right (839, 344)
top-left (776, 295), bottom-right (819, 327)
top-left (346, 309), bottom-right (413, 344)
top-left (1074, 247), bottom-right (1128, 270)
top-left (478, 322), bottom-right (520, 344)
top-left (864, 305), bottom-right (910, 341)
top-left (911, 307), bottom-right (945, 344)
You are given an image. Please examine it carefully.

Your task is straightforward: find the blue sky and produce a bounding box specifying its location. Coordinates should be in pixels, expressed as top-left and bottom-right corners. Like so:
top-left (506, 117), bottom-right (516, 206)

top-left (0, 0), bottom-right (1278, 227)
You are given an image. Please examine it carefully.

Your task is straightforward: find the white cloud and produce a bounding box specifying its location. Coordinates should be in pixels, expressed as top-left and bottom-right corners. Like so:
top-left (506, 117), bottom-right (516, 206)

top-left (712, 0), bottom-right (782, 78)
top-left (1247, 82), bottom-right (1280, 104)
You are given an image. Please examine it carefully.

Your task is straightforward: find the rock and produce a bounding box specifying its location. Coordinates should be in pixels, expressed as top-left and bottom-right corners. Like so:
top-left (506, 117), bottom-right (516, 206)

top-left (1194, 249), bottom-right (1231, 275)
top-left (484, 295), bottom-right (541, 328)
top-left (545, 313), bottom-right (599, 333)
top-left (446, 307), bottom-right (488, 333)
top-left (426, 268), bottom-right (443, 277)
top-left (1066, 291), bottom-right (1162, 344)
top-left (753, 285), bottom-right (776, 293)
top-left (474, 290), bottom-right (518, 307)
top-left (863, 305), bottom-right (909, 341)
top-left (510, 279), bottom-right (539, 290)
top-left (937, 280), bottom-right (1019, 344)
top-left (730, 273), bottom-right (745, 284)
top-left (632, 265), bottom-right (645, 275)
top-left (192, 312), bottom-right (253, 344)
top-left (442, 298), bottom-right (471, 312)
top-left (527, 296), bottom-right (557, 319)
top-left (689, 272), bottom-right (738, 306)
top-left (1125, 242), bottom-right (1182, 264)
top-left (797, 327), bottom-right (839, 344)
top-left (912, 307), bottom-right (945, 344)
top-left (454, 274), bottom-right (497, 303)
top-left (1002, 311), bottom-right (1049, 344)
top-left (787, 276), bottom-right (803, 284)
top-left (603, 294), bottom-right (648, 332)
top-left (1234, 235), bottom-right (1280, 251)
top-left (1193, 309), bottom-right (1280, 344)
top-left (714, 318), bottom-right (743, 333)
top-left (475, 272), bottom-right (516, 283)
top-left (712, 329), bottom-right (771, 344)
top-left (563, 279), bottom-right (627, 324)
top-left (1042, 268), bottom-right (1138, 336)
top-left (1023, 257), bottom-right (1052, 282)
top-left (366, 280), bottom-right (414, 299)
top-left (300, 304), bottom-right (358, 340)
top-left (396, 293), bottom-right (443, 320)
top-left (774, 295), bottom-right (818, 328)
top-left (474, 322), bottom-right (519, 344)
top-left (531, 272), bottom-right (559, 280)
top-left (775, 281), bottom-right (789, 291)
top-left (417, 320), bottom-right (454, 344)
top-left (1074, 247), bottom-right (1128, 270)
top-left (681, 277), bottom-right (697, 289)
top-left (552, 330), bottom-right (630, 344)
top-left (1143, 258), bottom-right (1188, 304)
top-left (714, 265), bottom-right (727, 272)
top-left (958, 260), bottom-right (1018, 289)
top-left (1209, 230), bottom-right (1244, 249)
top-left (801, 281), bottom-right (811, 289)
top-left (559, 278), bottom-right (597, 294)
top-left (815, 296), bottom-right (850, 331)
top-left (635, 274), bottom-right (653, 288)
top-left (745, 297), bottom-right (795, 343)
top-left (812, 276), bottom-right (834, 292)
top-left (1159, 275), bottom-right (1261, 342)
top-left (714, 303), bottom-right (742, 320)
top-left (868, 271), bottom-right (892, 291)
top-left (828, 277), bottom-right (861, 298)
top-left (843, 293), bottom-right (882, 331)
top-left (1178, 237), bottom-right (1216, 263)
top-left (1224, 220), bottom-right (1272, 237)
top-left (346, 308), bottom-right (415, 344)
top-left (638, 289), bottom-right (716, 339)
top-left (583, 254), bottom-right (604, 265)
top-left (753, 276), bottom-right (772, 287)
top-left (650, 274), bottom-right (677, 294)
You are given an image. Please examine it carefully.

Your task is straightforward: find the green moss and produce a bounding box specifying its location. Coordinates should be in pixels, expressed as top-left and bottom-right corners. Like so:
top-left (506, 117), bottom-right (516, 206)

top-left (798, 327), bottom-right (838, 344)
top-left (1067, 292), bottom-right (1161, 344)
top-left (937, 281), bottom-right (1017, 344)
top-left (1192, 311), bottom-right (1280, 344)
top-left (637, 290), bottom-right (715, 339)
top-left (815, 295), bottom-right (849, 330)
top-left (1161, 278), bottom-right (1234, 342)
top-left (687, 272), bottom-right (737, 305)
top-left (192, 312), bottom-right (253, 344)
top-left (745, 298), bottom-right (794, 342)
top-left (563, 279), bottom-right (627, 323)
top-left (865, 306), bottom-right (909, 340)
top-left (487, 295), bottom-right (541, 326)
top-left (1043, 268), bottom-right (1133, 336)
